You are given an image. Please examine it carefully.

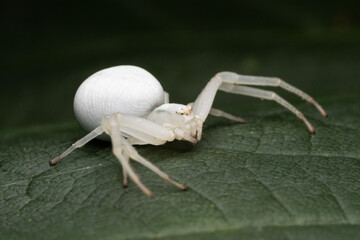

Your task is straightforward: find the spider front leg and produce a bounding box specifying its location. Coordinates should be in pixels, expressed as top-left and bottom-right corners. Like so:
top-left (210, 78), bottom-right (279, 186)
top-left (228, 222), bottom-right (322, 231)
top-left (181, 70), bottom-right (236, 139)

top-left (193, 72), bottom-right (327, 133)
top-left (121, 151), bottom-right (129, 187)
top-left (187, 102), bottom-right (246, 123)
top-left (217, 72), bottom-right (327, 117)
top-left (108, 118), bottom-right (153, 196)
top-left (102, 114), bottom-right (187, 196)
top-left (51, 113), bottom-right (187, 196)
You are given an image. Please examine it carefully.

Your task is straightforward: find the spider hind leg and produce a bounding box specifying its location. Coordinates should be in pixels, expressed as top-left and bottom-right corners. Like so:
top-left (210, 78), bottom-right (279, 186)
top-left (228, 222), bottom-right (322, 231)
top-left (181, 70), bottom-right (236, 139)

top-left (49, 126), bottom-right (104, 166)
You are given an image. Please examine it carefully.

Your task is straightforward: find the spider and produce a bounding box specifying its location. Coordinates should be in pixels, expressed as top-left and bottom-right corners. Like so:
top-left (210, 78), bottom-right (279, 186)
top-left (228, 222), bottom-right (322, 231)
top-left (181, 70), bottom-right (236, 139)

top-left (50, 65), bottom-right (327, 196)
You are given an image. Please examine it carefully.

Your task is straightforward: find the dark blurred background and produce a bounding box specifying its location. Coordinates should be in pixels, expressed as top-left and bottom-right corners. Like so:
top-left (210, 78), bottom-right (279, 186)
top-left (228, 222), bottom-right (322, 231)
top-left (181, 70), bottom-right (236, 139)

top-left (1, 0), bottom-right (360, 130)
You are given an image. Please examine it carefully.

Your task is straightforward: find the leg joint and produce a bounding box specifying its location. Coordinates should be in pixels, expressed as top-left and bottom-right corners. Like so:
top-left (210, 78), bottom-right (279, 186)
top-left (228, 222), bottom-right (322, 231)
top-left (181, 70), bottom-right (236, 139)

top-left (274, 77), bottom-right (282, 86)
top-left (215, 71), bottom-right (238, 83)
top-left (270, 91), bottom-right (278, 99)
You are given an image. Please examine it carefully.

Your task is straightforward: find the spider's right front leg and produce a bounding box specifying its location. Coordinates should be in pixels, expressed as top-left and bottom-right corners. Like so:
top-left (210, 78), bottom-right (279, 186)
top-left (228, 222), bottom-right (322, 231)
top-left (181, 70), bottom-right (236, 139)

top-left (193, 72), bottom-right (327, 133)
top-left (217, 72), bottom-right (327, 117)
top-left (102, 114), bottom-right (186, 196)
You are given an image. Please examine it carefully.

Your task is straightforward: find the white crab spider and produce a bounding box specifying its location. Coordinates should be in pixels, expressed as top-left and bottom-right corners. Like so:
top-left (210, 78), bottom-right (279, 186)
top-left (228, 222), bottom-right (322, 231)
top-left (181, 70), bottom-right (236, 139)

top-left (50, 65), bottom-right (327, 196)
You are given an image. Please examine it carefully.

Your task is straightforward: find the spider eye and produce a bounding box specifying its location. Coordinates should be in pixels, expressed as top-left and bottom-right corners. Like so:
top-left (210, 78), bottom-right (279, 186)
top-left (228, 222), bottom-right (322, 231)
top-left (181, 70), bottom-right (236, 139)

top-left (176, 110), bottom-right (184, 115)
top-left (176, 106), bottom-right (192, 115)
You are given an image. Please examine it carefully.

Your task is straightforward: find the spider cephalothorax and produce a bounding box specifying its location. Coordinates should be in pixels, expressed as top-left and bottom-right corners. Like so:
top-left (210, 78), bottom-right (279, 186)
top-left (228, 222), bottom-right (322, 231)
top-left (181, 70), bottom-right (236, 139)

top-left (146, 104), bottom-right (203, 144)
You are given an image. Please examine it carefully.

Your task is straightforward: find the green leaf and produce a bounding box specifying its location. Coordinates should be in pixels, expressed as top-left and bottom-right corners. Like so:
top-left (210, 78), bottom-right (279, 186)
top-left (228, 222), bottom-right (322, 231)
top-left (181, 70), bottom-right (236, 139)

top-left (1, 97), bottom-right (359, 240)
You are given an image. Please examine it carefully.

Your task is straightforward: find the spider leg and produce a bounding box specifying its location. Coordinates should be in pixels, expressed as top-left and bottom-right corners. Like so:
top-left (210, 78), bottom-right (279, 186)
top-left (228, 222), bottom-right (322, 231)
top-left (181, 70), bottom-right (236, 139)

top-left (192, 77), bottom-right (223, 122)
top-left (209, 107), bottom-right (246, 123)
top-left (108, 117), bottom-right (153, 196)
top-left (122, 151), bottom-right (129, 187)
top-left (188, 102), bottom-right (245, 123)
top-left (101, 113), bottom-right (186, 195)
top-left (50, 126), bottom-right (104, 165)
top-left (216, 72), bottom-right (327, 117)
top-left (102, 113), bottom-right (175, 144)
top-left (219, 84), bottom-right (315, 133)
top-left (193, 72), bottom-right (326, 133)
top-left (122, 142), bottom-right (187, 190)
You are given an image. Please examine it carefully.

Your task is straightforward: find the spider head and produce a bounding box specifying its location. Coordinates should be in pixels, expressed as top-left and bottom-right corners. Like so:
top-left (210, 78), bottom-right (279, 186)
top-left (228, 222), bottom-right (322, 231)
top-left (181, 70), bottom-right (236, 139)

top-left (147, 103), bottom-right (203, 143)
top-left (175, 105), bottom-right (192, 115)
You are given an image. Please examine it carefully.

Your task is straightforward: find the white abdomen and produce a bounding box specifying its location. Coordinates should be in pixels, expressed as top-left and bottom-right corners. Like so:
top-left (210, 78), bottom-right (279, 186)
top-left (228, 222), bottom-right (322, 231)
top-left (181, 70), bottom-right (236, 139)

top-left (74, 65), bottom-right (165, 136)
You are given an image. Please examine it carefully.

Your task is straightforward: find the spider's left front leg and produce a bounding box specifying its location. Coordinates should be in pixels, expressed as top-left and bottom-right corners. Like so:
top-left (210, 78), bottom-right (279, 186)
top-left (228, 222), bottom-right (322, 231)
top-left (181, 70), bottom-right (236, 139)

top-left (102, 114), bottom-right (186, 196)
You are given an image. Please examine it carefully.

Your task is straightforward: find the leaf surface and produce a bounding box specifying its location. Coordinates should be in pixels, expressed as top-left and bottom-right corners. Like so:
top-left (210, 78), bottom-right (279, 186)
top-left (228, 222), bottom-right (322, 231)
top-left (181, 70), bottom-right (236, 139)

top-left (1, 97), bottom-right (359, 240)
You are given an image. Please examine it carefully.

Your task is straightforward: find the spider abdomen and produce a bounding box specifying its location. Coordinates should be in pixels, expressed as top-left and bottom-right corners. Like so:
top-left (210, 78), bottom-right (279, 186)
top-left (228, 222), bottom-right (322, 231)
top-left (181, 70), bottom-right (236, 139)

top-left (74, 65), bottom-right (165, 137)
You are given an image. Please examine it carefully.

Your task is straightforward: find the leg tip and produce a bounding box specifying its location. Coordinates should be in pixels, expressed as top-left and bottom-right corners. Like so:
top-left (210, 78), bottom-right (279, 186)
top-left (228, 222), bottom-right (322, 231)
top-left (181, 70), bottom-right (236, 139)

top-left (179, 183), bottom-right (187, 191)
top-left (49, 156), bottom-right (62, 166)
top-left (319, 108), bottom-right (327, 118)
top-left (235, 117), bottom-right (246, 123)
